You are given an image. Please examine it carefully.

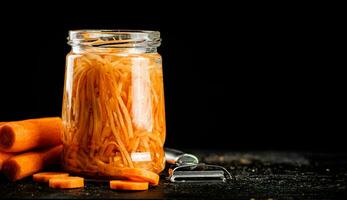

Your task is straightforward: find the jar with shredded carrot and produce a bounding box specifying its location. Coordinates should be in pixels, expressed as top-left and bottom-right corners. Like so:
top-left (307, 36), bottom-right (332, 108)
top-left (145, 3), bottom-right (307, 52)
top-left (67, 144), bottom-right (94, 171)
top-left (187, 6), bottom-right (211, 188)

top-left (61, 30), bottom-right (166, 178)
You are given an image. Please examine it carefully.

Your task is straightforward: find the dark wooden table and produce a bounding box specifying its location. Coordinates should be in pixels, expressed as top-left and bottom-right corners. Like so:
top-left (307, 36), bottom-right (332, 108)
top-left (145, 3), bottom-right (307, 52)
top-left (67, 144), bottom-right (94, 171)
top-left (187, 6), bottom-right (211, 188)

top-left (1, 150), bottom-right (346, 199)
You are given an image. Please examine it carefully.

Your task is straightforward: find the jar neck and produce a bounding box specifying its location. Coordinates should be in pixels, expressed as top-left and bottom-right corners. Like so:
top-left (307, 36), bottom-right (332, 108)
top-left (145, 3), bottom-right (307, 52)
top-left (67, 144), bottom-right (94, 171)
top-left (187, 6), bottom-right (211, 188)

top-left (68, 30), bottom-right (161, 54)
top-left (71, 46), bottom-right (158, 54)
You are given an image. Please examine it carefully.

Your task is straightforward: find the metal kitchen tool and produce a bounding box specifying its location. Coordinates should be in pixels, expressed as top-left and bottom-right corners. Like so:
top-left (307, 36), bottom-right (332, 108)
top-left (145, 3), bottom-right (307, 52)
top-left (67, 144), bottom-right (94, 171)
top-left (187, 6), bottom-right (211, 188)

top-left (165, 148), bottom-right (232, 183)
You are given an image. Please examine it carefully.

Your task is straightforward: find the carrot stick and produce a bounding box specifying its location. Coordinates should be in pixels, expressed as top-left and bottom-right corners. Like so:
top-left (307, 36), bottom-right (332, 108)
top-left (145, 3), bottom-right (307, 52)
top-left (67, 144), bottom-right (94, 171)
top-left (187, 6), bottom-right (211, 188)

top-left (33, 172), bottom-right (69, 183)
top-left (110, 180), bottom-right (148, 191)
top-left (0, 117), bottom-right (62, 152)
top-left (62, 51), bottom-right (166, 177)
top-left (2, 145), bottom-right (63, 181)
top-left (49, 176), bottom-right (84, 189)
top-left (0, 151), bottom-right (14, 170)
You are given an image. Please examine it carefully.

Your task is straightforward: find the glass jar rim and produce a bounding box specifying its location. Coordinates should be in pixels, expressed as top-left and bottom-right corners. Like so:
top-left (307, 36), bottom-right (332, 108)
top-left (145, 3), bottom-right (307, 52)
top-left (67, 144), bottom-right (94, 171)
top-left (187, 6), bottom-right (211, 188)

top-left (68, 29), bottom-right (161, 48)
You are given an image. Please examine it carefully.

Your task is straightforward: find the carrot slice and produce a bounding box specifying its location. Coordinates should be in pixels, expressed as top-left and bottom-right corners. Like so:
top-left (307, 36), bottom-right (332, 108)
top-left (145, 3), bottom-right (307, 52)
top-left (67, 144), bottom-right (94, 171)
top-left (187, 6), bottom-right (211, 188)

top-left (121, 168), bottom-right (159, 185)
top-left (33, 172), bottom-right (69, 183)
top-left (110, 180), bottom-right (148, 191)
top-left (49, 177), bottom-right (84, 189)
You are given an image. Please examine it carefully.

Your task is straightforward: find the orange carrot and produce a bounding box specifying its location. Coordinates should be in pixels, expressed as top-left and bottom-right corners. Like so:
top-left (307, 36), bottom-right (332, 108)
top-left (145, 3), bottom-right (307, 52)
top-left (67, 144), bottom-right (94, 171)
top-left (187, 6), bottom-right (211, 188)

top-left (33, 172), bottom-right (69, 183)
top-left (49, 177), bottom-right (84, 189)
top-left (2, 145), bottom-right (62, 181)
top-left (0, 117), bottom-right (62, 152)
top-left (110, 180), bottom-right (148, 191)
top-left (0, 151), bottom-right (14, 170)
top-left (121, 168), bottom-right (159, 185)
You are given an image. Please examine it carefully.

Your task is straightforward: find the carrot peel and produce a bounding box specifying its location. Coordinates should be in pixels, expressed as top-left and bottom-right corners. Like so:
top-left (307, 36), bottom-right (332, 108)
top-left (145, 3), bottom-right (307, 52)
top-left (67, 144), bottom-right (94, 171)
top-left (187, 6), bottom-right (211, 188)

top-left (121, 167), bottom-right (159, 185)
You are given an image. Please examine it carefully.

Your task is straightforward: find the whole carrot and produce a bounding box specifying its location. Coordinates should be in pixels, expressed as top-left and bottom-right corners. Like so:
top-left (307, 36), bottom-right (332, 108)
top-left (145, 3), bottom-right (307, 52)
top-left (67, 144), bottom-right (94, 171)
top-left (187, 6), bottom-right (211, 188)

top-left (0, 117), bottom-right (62, 152)
top-left (0, 151), bottom-right (14, 170)
top-left (2, 145), bottom-right (63, 181)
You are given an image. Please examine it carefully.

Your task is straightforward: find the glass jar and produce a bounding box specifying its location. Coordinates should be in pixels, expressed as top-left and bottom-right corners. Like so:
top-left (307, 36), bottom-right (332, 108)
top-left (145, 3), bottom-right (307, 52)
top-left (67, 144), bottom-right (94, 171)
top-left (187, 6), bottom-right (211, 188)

top-left (61, 30), bottom-right (166, 178)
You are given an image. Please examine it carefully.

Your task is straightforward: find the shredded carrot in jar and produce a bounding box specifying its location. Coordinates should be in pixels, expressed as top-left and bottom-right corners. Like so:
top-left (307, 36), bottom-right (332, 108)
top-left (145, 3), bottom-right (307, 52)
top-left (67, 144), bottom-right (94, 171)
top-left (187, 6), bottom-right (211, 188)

top-left (62, 48), bottom-right (166, 178)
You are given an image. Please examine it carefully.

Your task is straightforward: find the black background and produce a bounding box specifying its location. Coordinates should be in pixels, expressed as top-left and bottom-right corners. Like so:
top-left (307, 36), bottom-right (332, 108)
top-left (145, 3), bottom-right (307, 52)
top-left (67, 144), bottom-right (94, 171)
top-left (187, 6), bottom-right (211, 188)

top-left (0, 3), bottom-right (344, 151)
